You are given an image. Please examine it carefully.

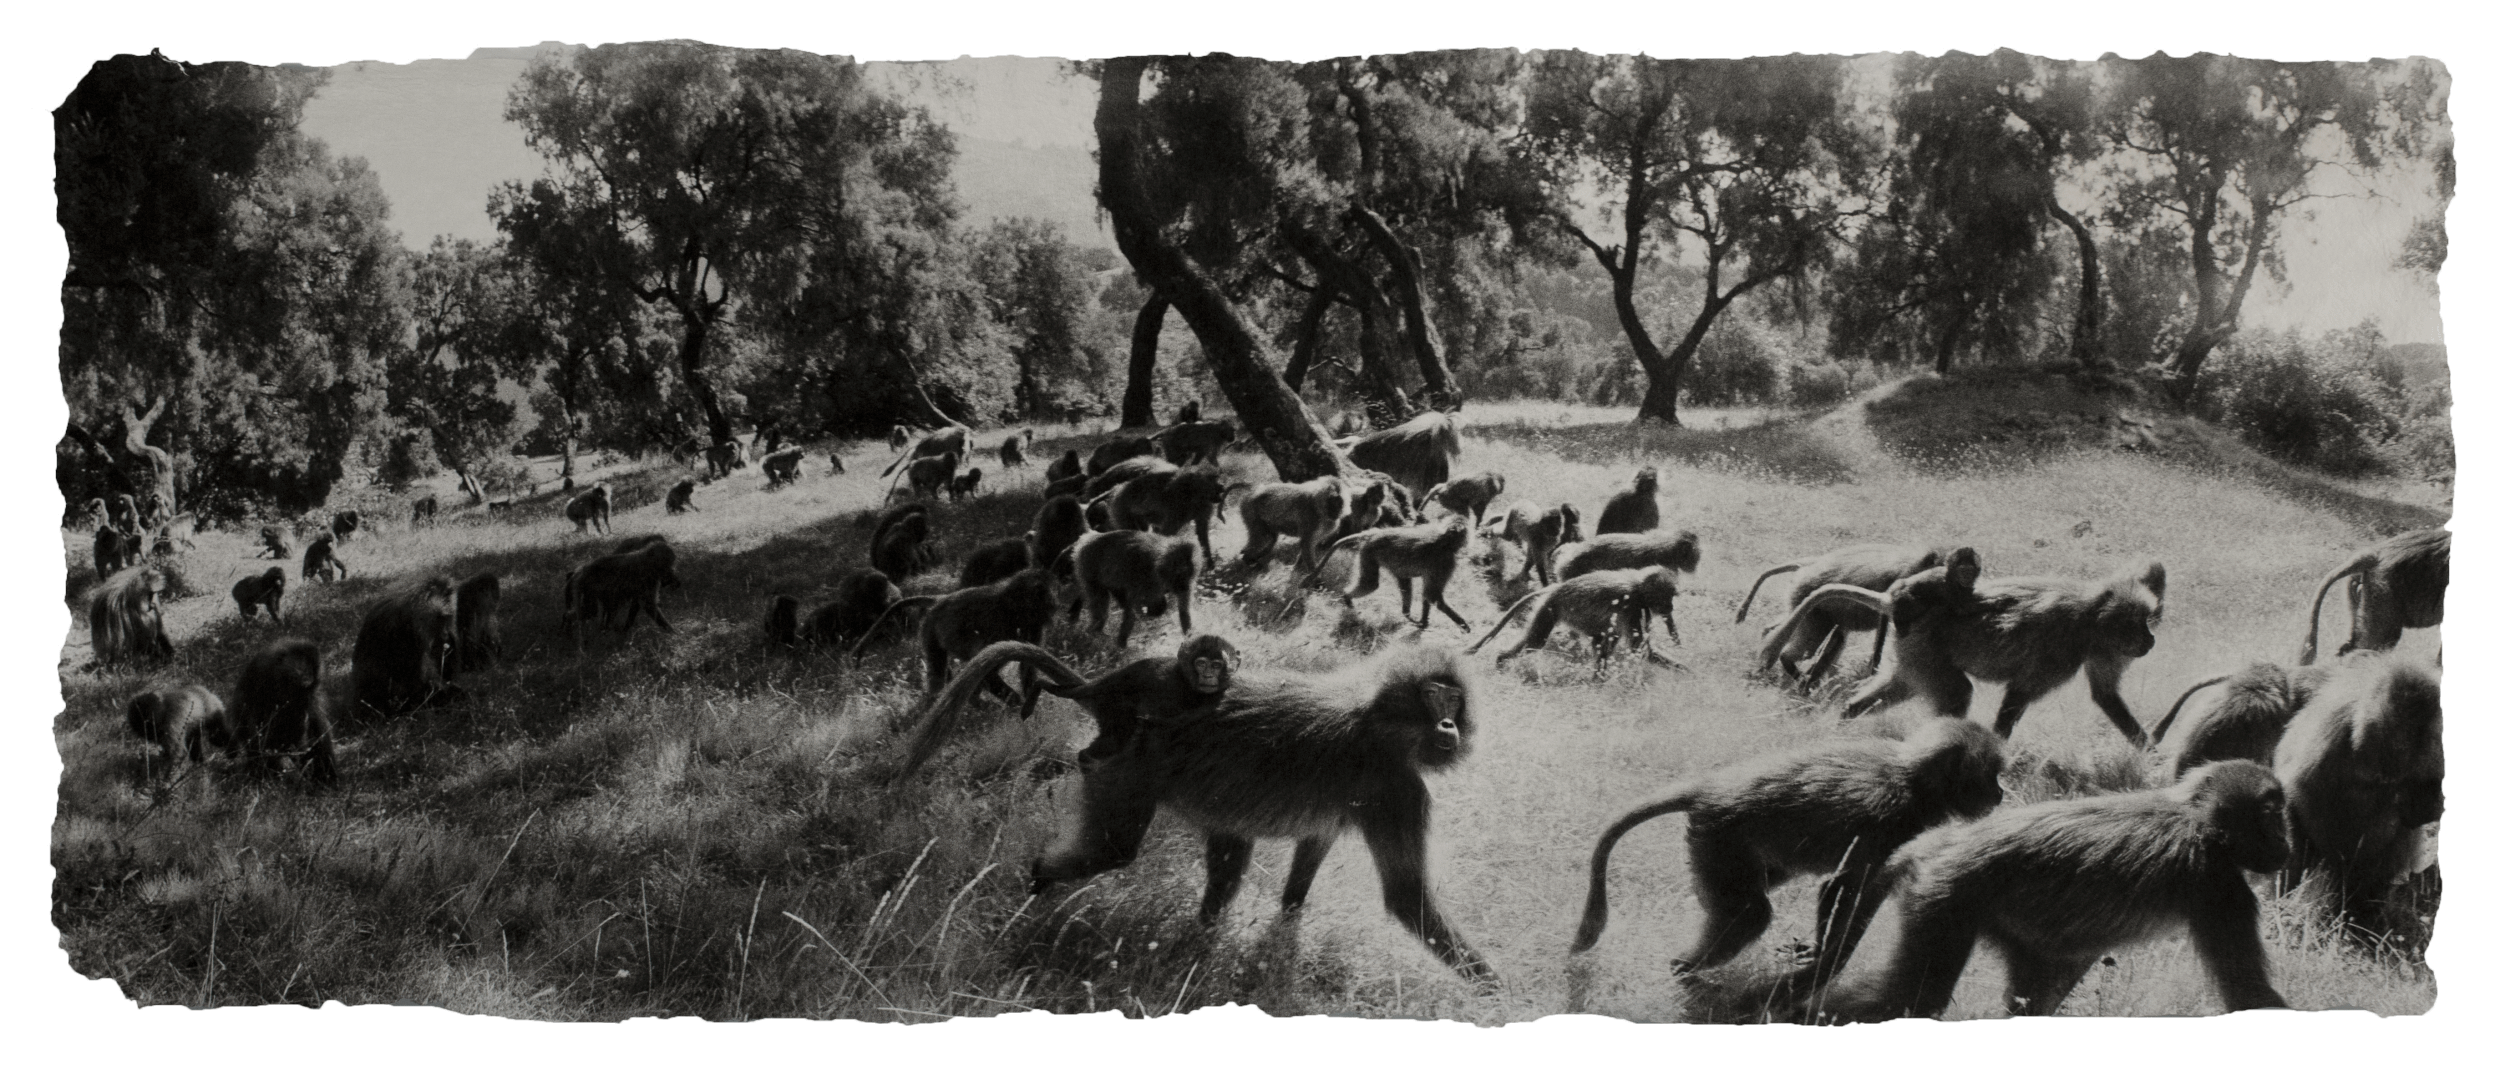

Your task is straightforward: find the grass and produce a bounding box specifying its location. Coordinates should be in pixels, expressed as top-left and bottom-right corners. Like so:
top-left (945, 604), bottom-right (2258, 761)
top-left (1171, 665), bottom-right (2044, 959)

top-left (52, 378), bottom-right (2443, 1022)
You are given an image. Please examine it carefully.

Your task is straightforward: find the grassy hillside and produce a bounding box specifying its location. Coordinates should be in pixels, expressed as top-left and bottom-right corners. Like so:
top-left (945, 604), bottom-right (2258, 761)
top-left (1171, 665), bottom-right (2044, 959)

top-left (52, 377), bottom-right (2442, 1022)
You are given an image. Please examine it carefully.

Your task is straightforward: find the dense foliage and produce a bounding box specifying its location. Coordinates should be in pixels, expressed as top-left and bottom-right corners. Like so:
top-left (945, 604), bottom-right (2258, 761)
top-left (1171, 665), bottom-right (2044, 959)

top-left (54, 48), bottom-right (2453, 520)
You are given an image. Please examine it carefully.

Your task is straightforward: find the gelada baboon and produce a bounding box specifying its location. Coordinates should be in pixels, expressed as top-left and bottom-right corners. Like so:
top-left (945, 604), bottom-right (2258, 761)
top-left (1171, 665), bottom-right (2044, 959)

top-left (1153, 419), bottom-right (1236, 465)
top-left (870, 503), bottom-right (937, 580)
top-left (558, 535), bottom-right (675, 630)
top-left (1235, 477), bottom-right (1348, 570)
top-left (706, 439), bottom-right (748, 478)
top-left (1068, 530), bottom-right (1200, 645)
top-left (1045, 449), bottom-right (1083, 485)
top-left (2150, 660), bottom-right (2335, 781)
top-left (999, 643), bottom-right (1495, 988)
top-left (412, 495), bottom-right (439, 527)
top-left (853, 568), bottom-right (1057, 696)
top-left (110, 493), bottom-right (141, 532)
top-left (1482, 501), bottom-right (1582, 585)
top-left (566, 484), bottom-right (613, 534)
top-left (232, 637), bottom-right (338, 783)
top-left (665, 477), bottom-right (698, 514)
top-left (447, 573), bottom-right (503, 675)
top-left (1029, 495), bottom-right (1087, 579)
top-left (2273, 654), bottom-right (2442, 926)
top-left (233, 567), bottom-right (286, 622)
top-left (85, 497), bottom-right (109, 530)
top-left (1316, 518), bottom-right (1472, 631)
top-left (1106, 462), bottom-right (1229, 563)
top-left (881, 425), bottom-right (970, 478)
top-left (1084, 435), bottom-right (1158, 478)
top-left (1595, 466), bottom-right (1660, 535)
top-left (947, 468), bottom-right (983, 502)
top-left (1421, 471), bottom-right (1504, 527)
top-left (905, 451), bottom-right (960, 499)
top-left (302, 531), bottom-right (346, 583)
top-left (1795, 760), bottom-right (2289, 1022)
top-left (765, 569), bottom-right (904, 650)
top-left (902, 633), bottom-right (1240, 775)
top-left (1760, 549), bottom-right (2168, 745)
top-left (1174, 398), bottom-right (1203, 424)
top-left (1082, 455), bottom-right (1174, 499)
top-left (1467, 566), bottom-right (1682, 669)
top-left (998, 431), bottom-right (1027, 468)
top-left (1043, 474), bottom-right (1089, 501)
top-left (351, 576), bottom-right (463, 716)
top-left (1341, 473), bottom-right (1412, 532)
top-left (1345, 410), bottom-right (1461, 498)
top-left (146, 512), bottom-right (196, 560)
top-left (566, 540), bottom-right (681, 637)
top-left (126, 684), bottom-right (235, 773)
top-left (331, 509), bottom-right (362, 542)
top-left (888, 424), bottom-right (911, 452)
top-left (88, 566), bottom-right (174, 668)
top-left (959, 537), bottom-right (1033, 589)
top-left (93, 526), bottom-right (133, 577)
top-left (1739, 544), bottom-right (1948, 688)
top-left (1557, 529), bottom-right (1701, 582)
top-left (2299, 527), bottom-right (2447, 665)
top-left (1574, 718), bottom-right (2004, 998)
top-left (761, 446), bottom-right (805, 488)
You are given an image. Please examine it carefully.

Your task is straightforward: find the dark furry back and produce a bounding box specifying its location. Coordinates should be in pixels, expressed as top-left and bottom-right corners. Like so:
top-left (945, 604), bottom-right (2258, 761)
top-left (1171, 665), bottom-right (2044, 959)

top-left (1347, 412), bottom-right (1460, 497)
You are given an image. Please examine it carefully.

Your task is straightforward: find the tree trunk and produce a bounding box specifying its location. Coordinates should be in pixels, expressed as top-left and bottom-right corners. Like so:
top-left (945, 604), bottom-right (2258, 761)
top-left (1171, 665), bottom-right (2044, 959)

top-left (1352, 303), bottom-right (1414, 423)
top-left (2047, 202), bottom-right (2103, 368)
top-left (1095, 58), bottom-right (1345, 483)
top-left (1346, 206), bottom-right (1459, 408)
top-left (120, 397), bottom-right (178, 520)
top-left (1284, 291), bottom-right (1332, 391)
top-left (2160, 196), bottom-right (2274, 400)
top-left (1121, 292), bottom-right (1169, 428)
top-left (1934, 310), bottom-right (1967, 376)
top-left (673, 311), bottom-right (736, 447)
top-left (1280, 218), bottom-right (1410, 420)
top-left (1642, 294), bottom-right (1740, 425)
top-left (1595, 248), bottom-right (1682, 427)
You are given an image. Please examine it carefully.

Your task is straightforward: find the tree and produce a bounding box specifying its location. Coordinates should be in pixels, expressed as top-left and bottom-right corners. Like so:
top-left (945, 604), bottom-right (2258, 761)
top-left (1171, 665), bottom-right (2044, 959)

top-left (504, 42), bottom-right (957, 448)
top-left (1832, 51), bottom-right (2098, 374)
top-left (58, 52), bottom-right (404, 519)
top-left (1095, 56), bottom-right (1346, 482)
top-left (1522, 53), bottom-right (1866, 424)
top-left (2105, 54), bottom-right (2439, 398)
top-left (391, 237), bottom-right (526, 491)
top-left (969, 218), bottom-right (1107, 422)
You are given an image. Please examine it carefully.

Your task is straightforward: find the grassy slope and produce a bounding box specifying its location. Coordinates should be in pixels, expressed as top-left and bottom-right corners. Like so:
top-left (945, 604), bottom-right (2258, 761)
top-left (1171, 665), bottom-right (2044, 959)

top-left (52, 377), bottom-right (2442, 1022)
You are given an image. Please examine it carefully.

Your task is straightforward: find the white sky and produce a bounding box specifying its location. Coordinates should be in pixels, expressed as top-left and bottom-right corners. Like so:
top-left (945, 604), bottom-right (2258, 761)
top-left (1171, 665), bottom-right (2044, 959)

top-left (296, 51), bottom-right (2446, 344)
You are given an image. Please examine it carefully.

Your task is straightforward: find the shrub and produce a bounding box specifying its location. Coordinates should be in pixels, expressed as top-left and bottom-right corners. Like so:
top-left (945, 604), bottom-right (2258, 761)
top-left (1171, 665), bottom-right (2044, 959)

top-left (2192, 331), bottom-right (2402, 476)
top-left (1678, 319), bottom-right (1786, 406)
top-left (1786, 361), bottom-right (1851, 407)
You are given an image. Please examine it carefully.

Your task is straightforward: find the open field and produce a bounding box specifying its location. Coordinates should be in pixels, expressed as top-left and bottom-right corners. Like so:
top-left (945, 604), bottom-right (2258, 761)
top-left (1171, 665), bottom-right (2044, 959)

top-left (52, 376), bottom-right (2443, 1022)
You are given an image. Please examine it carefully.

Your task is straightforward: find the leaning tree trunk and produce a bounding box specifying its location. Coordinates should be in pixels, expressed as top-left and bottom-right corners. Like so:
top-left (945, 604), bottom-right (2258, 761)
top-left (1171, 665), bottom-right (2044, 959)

top-left (2048, 202), bottom-right (2104, 368)
top-left (1347, 206), bottom-right (1459, 408)
top-left (1283, 291), bottom-right (1332, 391)
top-left (1121, 292), bottom-right (1169, 428)
top-left (1096, 57), bottom-right (1346, 483)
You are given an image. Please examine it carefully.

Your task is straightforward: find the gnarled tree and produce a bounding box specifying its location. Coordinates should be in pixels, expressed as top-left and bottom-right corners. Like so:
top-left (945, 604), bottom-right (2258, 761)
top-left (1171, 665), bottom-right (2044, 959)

top-left (1095, 57), bottom-right (1346, 482)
